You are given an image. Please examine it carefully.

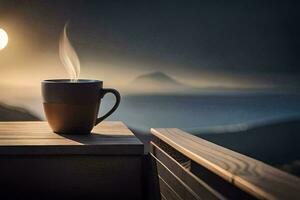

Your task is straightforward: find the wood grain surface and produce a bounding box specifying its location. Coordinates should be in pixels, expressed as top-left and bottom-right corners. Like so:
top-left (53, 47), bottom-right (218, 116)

top-left (0, 121), bottom-right (143, 155)
top-left (151, 128), bottom-right (300, 200)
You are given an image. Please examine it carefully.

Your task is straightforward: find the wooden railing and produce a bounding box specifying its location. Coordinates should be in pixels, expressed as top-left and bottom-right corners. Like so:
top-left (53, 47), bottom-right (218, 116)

top-left (150, 128), bottom-right (300, 200)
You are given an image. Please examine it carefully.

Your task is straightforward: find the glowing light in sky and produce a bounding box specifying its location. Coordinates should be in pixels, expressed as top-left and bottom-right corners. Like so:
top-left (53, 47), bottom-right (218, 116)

top-left (0, 28), bottom-right (8, 50)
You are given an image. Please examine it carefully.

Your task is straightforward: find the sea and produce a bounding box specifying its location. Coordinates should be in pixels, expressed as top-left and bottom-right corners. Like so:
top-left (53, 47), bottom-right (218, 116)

top-left (105, 93), bottom-right (300, 133)
top-left (4, 93), bottom-right (300, 176)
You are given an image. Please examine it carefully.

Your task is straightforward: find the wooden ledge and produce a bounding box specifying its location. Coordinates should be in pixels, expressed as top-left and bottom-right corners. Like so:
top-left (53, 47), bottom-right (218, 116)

top-left (0, 121), bottom-right (143, 155)
top-left (151, 128), bottom-right (300, 200)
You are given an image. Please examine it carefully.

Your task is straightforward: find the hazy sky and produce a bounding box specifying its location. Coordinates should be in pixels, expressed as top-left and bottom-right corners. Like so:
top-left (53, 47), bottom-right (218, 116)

top-left (0, 0), bottom-right (299, 92)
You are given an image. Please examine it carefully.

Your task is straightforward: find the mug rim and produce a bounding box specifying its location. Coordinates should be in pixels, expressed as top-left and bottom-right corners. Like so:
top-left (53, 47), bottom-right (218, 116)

top-left (42, 79), bottom-right (102, 83)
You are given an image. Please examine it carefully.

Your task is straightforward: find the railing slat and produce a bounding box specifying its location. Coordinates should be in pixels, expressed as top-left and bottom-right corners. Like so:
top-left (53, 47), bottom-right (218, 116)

top-left (160, 193), bottom-right (167, 200)
top-left (151, 128), bottom-right (300, 200)
top-left (159, 177), bottom-right (182, 200)
top-left (150, 142), bottom-right (226, 200)
top-left (152, 153), bottom-right (201, 200)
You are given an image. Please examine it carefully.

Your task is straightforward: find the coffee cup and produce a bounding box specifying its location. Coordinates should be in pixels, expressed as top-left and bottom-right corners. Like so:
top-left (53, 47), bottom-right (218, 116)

top-left (42, 79), bottom-right (120, 134)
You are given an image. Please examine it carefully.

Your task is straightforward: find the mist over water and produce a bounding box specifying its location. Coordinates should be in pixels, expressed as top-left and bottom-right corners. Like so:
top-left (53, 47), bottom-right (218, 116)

top-left (8, 92), bottom-right (300, 134)
top-left (103, 94), bottom-right (300, 132)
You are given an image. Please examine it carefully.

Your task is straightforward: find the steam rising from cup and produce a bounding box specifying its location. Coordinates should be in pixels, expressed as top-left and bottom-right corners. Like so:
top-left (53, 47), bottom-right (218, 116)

top-left (59, 23), bottom-right (80, 82)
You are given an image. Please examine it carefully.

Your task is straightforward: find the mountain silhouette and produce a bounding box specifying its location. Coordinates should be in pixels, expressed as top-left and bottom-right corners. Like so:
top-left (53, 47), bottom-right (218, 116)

top-left (127, 71), bottom-right (193, 94)
top-left (127, 71), bottom-right (273, 95)
top-left (0, 103), bottom-right (40, 121)
top-left (133, 71), bottom-right (182, 85)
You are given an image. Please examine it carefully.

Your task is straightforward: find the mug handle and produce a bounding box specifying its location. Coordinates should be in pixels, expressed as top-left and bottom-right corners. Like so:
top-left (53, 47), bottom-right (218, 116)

top-left (95, 88), bottom-right (121, 125)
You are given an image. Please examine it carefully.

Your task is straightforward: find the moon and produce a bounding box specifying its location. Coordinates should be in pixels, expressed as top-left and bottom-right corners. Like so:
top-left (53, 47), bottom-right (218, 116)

top-left (0, 28), bottom-right (8, 50)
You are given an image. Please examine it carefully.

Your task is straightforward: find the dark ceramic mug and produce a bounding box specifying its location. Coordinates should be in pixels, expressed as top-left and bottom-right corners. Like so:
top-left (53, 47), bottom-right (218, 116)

top-left (42, 79), bottom-right (120, 134)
